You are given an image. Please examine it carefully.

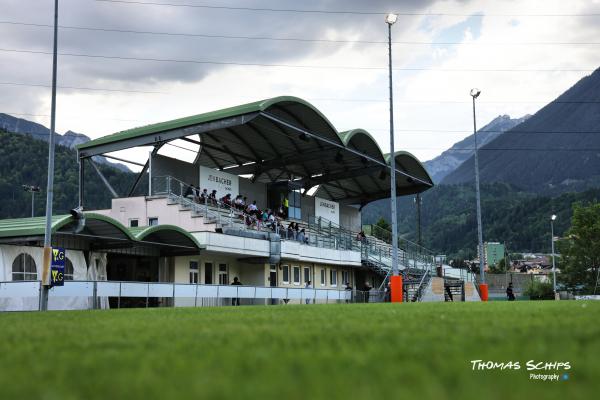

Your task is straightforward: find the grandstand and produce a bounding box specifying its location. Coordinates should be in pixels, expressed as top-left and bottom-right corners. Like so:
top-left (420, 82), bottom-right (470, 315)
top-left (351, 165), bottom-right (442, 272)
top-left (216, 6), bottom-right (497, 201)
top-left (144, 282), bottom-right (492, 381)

top-left (0, 96), bottom-right (479, 311)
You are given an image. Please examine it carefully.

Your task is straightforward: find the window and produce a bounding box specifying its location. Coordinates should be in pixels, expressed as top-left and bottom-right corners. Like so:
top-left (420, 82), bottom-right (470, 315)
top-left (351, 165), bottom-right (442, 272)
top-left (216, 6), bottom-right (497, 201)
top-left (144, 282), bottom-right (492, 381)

top-left (148, 217), bottom-right (158, 226)
top-left (204, 262), bottom-right (213, 284)
top-left (330, 269), bottom-right (337, 287)
top-left (129, 219), bottom-right (139, 228)
top-left (189, 261), bottom-right (199, 284)
top-left (293, 266), bottom-right (300, 285)
top-left (282, 265), bottom-right (289, 283)
top-left (320, 269), bottom-right (326, 286)
top-left (303, 267), bottom-right (310, 284)
top-left (12, 253), bottom-right (37, 281)
top-left (341, 271), bottom-right (349, 286)
top-left (218, 264), bottom-right (228, 285)
top-left (64, 258), bottom-right (74, 281)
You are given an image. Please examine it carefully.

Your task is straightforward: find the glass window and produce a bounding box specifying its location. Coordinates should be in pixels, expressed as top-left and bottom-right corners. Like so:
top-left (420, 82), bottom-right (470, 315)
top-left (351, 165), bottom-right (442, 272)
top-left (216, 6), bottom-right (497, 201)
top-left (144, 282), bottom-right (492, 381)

top-left (189, 261), bottom-right (199, 284)
top-left (218, 264), bottom-right (228, 285)
top-left (204, 262), bottom-right (213, 284)
top-left (148, 217), bottom-right (158, 226)
top-left (293, 266), bottom-right (300, 285)
top-left (342, 271), bottom-right (349, 286)
top-left (330, 269), bottom-right (337, 286)
top-left (129, 219), bottom-right (139, 228)
top-left (320, 269), bottom-right (326, 286)
top-left (282, 265), bottom-right (289, 283)
top-left (12, 253), bottom-right (37, 281)
top-left (64, 258), bottom-right (74, 281)
top-left (303, 267), bottom-right (310, 284)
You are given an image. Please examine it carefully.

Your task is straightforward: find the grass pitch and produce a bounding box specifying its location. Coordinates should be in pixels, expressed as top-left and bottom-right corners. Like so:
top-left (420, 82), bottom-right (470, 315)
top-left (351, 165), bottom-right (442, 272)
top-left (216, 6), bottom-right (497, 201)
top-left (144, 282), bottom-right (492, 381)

top-left (0, 302), bottom-right (598, 400)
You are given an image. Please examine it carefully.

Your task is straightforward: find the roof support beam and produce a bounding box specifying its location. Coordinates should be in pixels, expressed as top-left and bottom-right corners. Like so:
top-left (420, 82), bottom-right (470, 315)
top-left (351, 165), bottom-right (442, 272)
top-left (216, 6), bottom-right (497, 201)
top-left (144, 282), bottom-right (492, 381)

top-left (296, 165), bottom-right (383, 187)
top-left (89, 158), bottom-right (118, 198)
top-left (78, 112), bottom-right (259, 158)
top-left (261, 111), bottom-right (433, 188)
top-left (127, 145), bottom-right (160, 197)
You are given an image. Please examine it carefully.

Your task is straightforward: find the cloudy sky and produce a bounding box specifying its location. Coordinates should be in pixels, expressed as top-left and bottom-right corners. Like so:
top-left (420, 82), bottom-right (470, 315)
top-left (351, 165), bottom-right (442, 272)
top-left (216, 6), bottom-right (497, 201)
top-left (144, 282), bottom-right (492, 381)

top-left (2, 0), bottom-right (600, 167)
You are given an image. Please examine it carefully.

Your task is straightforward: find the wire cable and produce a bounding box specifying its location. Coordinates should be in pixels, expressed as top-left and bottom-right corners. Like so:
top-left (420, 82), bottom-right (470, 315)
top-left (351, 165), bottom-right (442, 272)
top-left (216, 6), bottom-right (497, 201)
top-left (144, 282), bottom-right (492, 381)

top-left (2, 48), bottom-right (597, 72)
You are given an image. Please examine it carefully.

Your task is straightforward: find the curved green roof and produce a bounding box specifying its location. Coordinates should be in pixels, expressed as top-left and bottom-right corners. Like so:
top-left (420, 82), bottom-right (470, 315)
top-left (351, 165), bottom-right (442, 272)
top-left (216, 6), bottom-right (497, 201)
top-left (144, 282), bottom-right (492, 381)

top-left (129, 224), bottom-right (202, 249)
top-left (77, 96), bottom-right (433, 205)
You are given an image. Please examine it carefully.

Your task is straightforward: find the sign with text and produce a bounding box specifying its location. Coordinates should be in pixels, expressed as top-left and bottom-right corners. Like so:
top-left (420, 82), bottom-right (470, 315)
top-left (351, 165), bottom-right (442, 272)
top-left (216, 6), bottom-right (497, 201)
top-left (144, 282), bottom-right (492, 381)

top-left (50, 247), bottom-right (66, 287)
top-left (199, 165), bottom-right (239, 197)
top-left (315, 197), bottom-right (340, 225)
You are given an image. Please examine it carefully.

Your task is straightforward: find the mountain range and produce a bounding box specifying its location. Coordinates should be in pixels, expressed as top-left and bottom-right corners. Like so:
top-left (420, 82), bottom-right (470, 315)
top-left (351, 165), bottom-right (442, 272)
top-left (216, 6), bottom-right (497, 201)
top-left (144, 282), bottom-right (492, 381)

top-left (424, 114), bottom-right (529, 183)
top-left (441, 68), bottom-right (600, 193)
top-left (0, 113), bottom-right (131, 172)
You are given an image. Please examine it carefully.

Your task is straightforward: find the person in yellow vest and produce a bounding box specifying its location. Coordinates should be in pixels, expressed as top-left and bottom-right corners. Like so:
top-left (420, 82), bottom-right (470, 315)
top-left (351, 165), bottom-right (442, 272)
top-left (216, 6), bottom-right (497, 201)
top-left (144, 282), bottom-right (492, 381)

top-left (283, 197), bottom-right (289, 218)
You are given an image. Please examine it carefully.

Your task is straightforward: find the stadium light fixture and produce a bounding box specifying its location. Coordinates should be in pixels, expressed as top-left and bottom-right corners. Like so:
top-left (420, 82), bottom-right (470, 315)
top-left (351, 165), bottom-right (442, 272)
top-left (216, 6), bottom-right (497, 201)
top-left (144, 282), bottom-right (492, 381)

top-left (470, 88), bottom-right (486, 300)
top-left (385, 13), bottom-right (398, 25)
top-left (22, 185), bottom-right (41, 218)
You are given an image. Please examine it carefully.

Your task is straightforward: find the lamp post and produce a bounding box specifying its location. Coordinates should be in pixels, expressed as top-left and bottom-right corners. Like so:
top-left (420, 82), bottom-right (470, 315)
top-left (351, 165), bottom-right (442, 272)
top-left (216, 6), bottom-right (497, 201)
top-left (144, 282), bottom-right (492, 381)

top-left (40, 0), bottom-right (59, 311)
top-left (22, 185), bottom-right (41, 217)
top-left (386, 13), bottom-right (403, 302)
top-left (470, 88), bottom-right (487, 301)
top-left (386, 13), bottom-right (399, 275)
top-left (551, 214), bottom-right (557, 300)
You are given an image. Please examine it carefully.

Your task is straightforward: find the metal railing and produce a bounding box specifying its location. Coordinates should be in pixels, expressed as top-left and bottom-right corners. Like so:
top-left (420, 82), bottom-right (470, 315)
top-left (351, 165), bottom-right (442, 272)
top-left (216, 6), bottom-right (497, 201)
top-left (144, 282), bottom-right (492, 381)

top-left (0, 280), bottom-right (393, 312)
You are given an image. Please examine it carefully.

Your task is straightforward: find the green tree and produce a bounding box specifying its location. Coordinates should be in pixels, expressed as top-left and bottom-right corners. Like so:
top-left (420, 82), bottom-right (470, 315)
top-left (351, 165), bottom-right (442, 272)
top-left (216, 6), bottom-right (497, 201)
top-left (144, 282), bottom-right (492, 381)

top-left (489, 257), bottom-right (508, 274)
top-left (557, 202), bottom-right (600, 293)
top-left (375, 218), bottom-right (390, 231)
top-left (523, 279), bottom-right (554, 300)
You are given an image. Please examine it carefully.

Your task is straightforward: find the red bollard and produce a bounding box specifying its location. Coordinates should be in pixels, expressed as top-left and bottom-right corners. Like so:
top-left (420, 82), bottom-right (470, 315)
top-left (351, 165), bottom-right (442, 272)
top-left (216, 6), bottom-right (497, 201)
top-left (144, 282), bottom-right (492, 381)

top-left (391, 275), bottom-right (403, 303)
top-left (479, 283), bottom-right (489, 302)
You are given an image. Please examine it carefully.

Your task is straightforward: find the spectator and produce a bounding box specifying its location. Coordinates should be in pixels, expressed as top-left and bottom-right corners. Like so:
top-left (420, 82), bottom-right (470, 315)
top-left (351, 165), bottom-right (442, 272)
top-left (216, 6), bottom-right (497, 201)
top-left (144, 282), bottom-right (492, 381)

top-left (220, 193), bottom-right (232, 206)
top-left (364, 282), bottom-right (372, 303)
top-left (200, 188), bottom-right (208, 203)
top-left (286, 223), bottom-right (294, 239)
top-left (231, 277), bottom-right (242, 306)
top-left (209, 189), bottom-right (217, 206)
top-left (297, 228), bottom-right (308, 244)
top-left (184, 184), bottom-right (198, 202)
top-left (345, 282), bottom-right (353, 303)
top-left (304, 280), bottom-right (312, 304)
top-left (234, 195), bottom-right (243, 210)
top-left (356, 230), bottom-right (366, 243)
top-left (506, 282), bottom-right (516, 301)
top-left (247, 200), bottom-right (258, 213)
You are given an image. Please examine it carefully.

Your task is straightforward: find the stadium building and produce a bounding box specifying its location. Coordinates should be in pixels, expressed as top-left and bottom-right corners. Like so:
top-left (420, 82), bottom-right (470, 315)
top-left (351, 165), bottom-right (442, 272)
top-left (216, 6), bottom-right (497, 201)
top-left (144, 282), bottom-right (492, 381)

top-left (0, 97), bottom-right (479, 311)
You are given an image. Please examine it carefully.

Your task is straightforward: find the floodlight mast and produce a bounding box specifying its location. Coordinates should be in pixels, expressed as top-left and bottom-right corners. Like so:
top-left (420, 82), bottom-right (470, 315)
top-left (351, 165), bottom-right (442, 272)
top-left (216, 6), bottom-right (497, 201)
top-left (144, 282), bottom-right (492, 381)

top-left (40, 0), bottom-right (59, 311)
top-left (471, 88), bottom-right (486, 300)
top-left (551, 214), bottom-right (557, 299)
top-left (386, 13), bottom-right (399, 280)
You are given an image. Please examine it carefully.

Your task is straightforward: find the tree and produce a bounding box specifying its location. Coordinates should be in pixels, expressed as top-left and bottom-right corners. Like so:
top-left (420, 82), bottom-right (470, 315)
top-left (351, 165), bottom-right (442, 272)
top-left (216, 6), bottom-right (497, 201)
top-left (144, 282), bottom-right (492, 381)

top-left (489, 257), bottom-right (508, 274)
top-left (375, 218), bottom-right (391, 231)
top-left (557, 202), bottom-right (600, 293)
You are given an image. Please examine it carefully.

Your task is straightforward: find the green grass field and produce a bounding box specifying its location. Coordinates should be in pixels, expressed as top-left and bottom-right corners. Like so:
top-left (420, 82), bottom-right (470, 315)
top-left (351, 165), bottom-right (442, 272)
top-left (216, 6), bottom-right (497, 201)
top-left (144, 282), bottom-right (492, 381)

top-left (1, 302), bottom-right (598, 400)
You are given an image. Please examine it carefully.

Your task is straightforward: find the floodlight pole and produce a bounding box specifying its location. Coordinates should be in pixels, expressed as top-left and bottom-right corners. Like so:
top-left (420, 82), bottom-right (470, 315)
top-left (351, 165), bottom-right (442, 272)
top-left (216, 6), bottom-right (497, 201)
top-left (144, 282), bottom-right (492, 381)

top-left (551, 215), bottom-right (557, 299)
top-left (40, 0), bottom-right (59, 311)
top-left (471, 89), bottom-right (486, 298)
top-left (387, 18), bottom-right (399, 277)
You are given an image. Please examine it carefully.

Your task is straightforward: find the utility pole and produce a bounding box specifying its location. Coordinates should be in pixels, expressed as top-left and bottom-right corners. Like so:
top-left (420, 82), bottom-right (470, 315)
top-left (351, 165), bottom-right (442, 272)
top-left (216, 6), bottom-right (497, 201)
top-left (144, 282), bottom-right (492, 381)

top-left (415, 193), bottom-right (422, 246)
top-left (40, 0), bottom-right (59, 311)
top-left (22, 185), bottom-right (41, 217)
top-left (470, 88), bottom-right (487, 301)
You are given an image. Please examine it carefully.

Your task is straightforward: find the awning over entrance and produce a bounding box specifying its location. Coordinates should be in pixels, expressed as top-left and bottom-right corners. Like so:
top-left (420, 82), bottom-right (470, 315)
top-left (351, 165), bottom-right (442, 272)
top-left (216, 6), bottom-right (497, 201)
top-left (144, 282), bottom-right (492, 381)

top-left (0, 214), bottom-right (202, 256)
top-left (77, 96), bottom-right (433, 206)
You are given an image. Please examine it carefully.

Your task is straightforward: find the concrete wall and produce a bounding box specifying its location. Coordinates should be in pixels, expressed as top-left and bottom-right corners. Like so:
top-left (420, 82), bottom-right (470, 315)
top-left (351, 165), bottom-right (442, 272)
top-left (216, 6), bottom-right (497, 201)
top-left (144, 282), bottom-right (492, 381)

top-left (340, 204), bottom-right (361, 232)
top-left (464, 282), bottom-right (482, 301)
top-left (300, 197), bottom-right (361, 232)
top-left (420, 277), bottom-right (445, 302)
top-left (152, 154), bottom-right (198, 188)
top-left (239, 177), bottom-right (267, 210)
top-left (99, 196), bottom-right (215, 231)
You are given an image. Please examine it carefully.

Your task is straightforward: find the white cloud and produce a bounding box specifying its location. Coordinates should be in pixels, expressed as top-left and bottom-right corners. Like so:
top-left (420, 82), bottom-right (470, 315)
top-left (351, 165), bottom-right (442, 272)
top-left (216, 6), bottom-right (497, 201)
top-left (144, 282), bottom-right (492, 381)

top-left (0, 0), bottom-right (599, 166)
